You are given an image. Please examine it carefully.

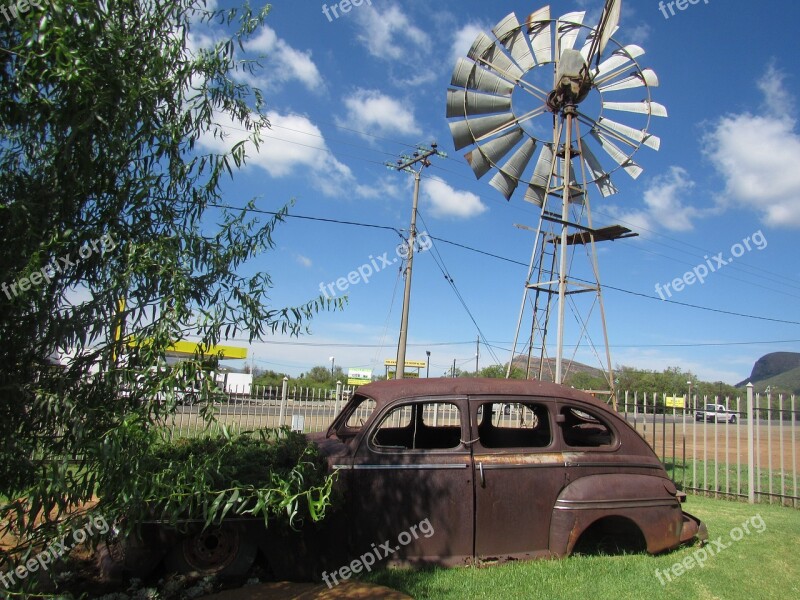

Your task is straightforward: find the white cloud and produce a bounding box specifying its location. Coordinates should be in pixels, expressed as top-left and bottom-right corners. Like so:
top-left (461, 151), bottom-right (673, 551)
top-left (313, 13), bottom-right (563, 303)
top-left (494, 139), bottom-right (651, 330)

top-left (625, 23), bottom-right (651, 46)
top-left (196, 108), bottom-right (407, 200)
top-left (450, 23), bottom-right (487, 65)
top-left (353, 177), bottom-right (402, 201)
top-left (337, 89), bottom-right (421, 138)
top-left (609, 167), bottom-right (703, 233)
top-left (703, 66), bottom-right (800, 228)
top-left (353, 4), bottom-right (430, 61)
top-left (243, 26), bottom-right (322, 91)
top-left (423, 178), bottom-right (488, 219)
top-left (196, 109), bottom-right (354, 197)
top-left (295, 255), bottom-right (313, 268)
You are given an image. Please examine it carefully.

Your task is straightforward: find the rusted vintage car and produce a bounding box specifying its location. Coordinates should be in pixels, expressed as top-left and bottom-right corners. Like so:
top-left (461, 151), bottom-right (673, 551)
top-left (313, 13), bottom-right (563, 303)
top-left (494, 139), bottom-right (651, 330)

top-left (260, 378), bottom-right (707, 578)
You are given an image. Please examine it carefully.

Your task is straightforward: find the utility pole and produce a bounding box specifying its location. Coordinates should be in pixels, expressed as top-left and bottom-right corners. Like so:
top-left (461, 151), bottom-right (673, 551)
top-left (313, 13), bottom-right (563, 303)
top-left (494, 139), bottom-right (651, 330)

top-left (475, 336), bottom-right (479, 375)
top-left (387, 144), bottom-right (446, 380)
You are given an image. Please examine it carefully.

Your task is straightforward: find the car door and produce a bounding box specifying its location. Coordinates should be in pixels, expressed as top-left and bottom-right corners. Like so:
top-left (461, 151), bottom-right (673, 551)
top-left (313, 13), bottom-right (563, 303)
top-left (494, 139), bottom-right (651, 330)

top-left (471, 397), bottom-right (566, 560)
top-left (340, 396), bottom-right (474, 566)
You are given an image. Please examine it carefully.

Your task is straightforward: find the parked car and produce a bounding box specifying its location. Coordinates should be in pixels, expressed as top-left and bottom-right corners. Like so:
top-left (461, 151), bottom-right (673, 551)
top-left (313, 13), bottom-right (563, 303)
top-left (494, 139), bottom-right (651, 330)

top-left (695, 403), bottom-right (738, 423)
top-left (256, 378), bottom-right (707, 579)
top-left (127, 379), bottom-right (707, 580)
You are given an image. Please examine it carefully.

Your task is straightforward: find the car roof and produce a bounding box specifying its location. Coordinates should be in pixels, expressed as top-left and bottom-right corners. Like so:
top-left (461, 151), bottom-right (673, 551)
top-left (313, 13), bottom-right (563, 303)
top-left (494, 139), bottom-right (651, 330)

top-left (355, 378), bottom-right (613, 413)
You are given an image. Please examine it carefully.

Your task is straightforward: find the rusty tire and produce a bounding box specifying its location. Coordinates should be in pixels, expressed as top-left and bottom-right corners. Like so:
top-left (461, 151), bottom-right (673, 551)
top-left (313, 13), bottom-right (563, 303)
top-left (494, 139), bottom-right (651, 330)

top-left (164, 524), bottom-right (257, 577)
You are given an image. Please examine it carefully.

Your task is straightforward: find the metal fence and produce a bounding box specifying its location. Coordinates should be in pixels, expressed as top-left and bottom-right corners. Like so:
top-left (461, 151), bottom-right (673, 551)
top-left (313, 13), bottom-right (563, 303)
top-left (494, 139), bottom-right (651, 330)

top-left (164, 381), bottom-right (798, 508)
top-left (621, 386), bottom-right (798, 507)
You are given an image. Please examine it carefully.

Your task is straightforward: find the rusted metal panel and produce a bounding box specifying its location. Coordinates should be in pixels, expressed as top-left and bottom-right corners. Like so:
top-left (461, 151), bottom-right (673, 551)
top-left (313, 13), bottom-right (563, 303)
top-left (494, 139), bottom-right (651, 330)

top-left (306, 378), bottom-right (705, 575)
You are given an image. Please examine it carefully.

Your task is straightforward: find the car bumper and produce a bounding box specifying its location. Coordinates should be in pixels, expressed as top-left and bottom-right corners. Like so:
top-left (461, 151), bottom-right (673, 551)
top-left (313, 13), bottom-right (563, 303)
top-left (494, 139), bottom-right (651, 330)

top-left (679, 510), bottom-right (708, 544)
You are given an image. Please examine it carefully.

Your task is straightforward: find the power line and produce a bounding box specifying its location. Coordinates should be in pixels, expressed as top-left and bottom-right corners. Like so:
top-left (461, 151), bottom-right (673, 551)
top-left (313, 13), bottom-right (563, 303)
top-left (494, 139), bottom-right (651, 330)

top-left (212, 119), bottom-right (800, 298)
top-left (416, 210), bottom-right (502, 366)
top-left (207, 202), bottom-right (800, 327)
top-left (239, 337), bottom-right (800, 350)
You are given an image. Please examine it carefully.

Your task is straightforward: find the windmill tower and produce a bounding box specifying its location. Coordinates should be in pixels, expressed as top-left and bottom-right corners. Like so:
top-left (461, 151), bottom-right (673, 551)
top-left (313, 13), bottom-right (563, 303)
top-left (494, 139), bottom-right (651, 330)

top-left (447, 1), bottom-right (665, 404)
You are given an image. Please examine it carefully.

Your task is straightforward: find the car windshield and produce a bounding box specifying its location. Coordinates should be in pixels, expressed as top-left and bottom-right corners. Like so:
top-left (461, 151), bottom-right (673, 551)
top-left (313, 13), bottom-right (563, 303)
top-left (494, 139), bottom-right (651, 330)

top-left (705, 404), bottom-right (717, 411)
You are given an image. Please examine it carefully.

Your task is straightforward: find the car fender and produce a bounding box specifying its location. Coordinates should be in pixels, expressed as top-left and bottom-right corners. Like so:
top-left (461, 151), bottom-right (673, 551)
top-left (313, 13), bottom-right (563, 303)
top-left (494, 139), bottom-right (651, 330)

top-left (549, 473), bottom-right (684, 556)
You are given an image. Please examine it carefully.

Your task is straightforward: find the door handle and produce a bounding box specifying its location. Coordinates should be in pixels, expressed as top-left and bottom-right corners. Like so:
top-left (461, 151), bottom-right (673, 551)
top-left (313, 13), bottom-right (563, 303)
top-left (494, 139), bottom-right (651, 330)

top-left (478, 461), bottom-right (485, 488)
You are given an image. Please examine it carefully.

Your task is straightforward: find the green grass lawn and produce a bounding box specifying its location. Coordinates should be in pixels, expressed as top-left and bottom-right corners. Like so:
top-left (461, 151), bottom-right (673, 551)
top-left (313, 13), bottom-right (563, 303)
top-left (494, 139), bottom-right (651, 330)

top-left (363, 495), bottom-right (800, 600)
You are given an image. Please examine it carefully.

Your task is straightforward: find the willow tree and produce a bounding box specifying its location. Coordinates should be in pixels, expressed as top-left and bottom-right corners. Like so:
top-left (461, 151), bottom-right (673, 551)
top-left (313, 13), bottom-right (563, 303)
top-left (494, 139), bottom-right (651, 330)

top-left (0, 0), bottom-right (332, 558)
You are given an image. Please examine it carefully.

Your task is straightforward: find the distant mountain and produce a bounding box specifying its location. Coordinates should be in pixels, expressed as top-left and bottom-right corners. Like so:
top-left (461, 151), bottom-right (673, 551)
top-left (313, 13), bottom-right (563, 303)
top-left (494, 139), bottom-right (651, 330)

top-left (511, 355), bottom-right (606, 382)
top-left (736, 352), bottom-right (800, 393)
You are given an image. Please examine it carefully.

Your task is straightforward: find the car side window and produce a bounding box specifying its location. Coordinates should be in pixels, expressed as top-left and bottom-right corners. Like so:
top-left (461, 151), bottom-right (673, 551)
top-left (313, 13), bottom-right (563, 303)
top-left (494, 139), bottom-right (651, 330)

top-left (371, 402), bottom-right (462, 450)
top-left (477, 402), bottom-right (552, 449)
top-left (559, 406), bottom-right (615, 448)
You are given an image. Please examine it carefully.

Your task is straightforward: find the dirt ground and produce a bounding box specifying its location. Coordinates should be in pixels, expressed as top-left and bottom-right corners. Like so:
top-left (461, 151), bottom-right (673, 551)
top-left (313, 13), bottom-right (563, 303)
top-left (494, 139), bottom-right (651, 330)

top-left (205, 581), bottom-right (411, 600)
top-left (628, 419), bottom-right (799, 467)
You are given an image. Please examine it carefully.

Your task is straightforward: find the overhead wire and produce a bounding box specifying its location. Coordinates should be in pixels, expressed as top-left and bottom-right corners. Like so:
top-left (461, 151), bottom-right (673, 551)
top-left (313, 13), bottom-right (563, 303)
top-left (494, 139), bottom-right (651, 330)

top-left (206, 201), bottom-right (800, 327)
top-left (212, 116), bottom-right (800, 299)
top-left (415, 209), bottom-right (503, 367)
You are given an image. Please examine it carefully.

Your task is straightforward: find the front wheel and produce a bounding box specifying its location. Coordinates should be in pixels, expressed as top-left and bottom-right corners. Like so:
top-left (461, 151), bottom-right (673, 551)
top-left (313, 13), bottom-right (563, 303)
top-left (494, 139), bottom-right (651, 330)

top-left (729, 415), bottom-right (737, 424)
top-left (164, 524), bottom-right (257, 577)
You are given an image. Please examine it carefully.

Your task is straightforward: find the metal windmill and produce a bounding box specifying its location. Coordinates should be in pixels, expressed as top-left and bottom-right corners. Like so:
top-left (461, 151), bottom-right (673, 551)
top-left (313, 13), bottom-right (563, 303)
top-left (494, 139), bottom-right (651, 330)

top-left (447, 1), bottom-right (665, 401)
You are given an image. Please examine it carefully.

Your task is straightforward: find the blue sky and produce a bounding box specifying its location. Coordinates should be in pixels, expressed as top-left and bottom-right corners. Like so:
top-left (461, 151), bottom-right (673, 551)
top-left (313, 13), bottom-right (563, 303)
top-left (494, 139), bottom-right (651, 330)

top-left (195, 0), bottom-right (800, 384)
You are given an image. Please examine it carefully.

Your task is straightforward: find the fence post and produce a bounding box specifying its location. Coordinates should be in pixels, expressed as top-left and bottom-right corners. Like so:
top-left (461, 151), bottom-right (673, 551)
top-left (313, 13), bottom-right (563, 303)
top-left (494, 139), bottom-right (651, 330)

top-left (278, 376), bottom-right (289, 431)
top-left (335, 380), bottom-right (343, 416)
top-left (747, 382), bottom-right (755, 504)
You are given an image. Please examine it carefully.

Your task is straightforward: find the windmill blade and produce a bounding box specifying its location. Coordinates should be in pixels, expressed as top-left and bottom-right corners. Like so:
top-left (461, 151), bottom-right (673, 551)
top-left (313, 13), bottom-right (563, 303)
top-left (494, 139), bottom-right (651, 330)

top-left (598, 116), bottom-right (661, 151)
top-left (526, 6), bottom-right (553, 65)
top-left (450, 58), bottom-right (515, 96)
top-left (449, 113), bottom-right (516, 150)
top-left (591, 129), bottom-right (643, 179)
top-left (580, 25), bottom-right (619, 62)
top-left (603, 100), bottom-right (668, 118)
top-left (465, 128), bottom-right (524, 179)
top-left (597, 68), bottom-right (659, 93)
top-left (446, 89), bottom-right (513, 119)
top-left (489, 138), bottom-right (538, 200)
top-left (556, 11), bottom-right (585, 56)
top-left (580, 143), bottom-right (620, 197)
top-left (596, 0), bottom-right (622, 57)
top-left (468, 33), bottom-right (524, 81)
top-left (524, 144), bottom-right (556, 205)
top-left (493, 13), bottom-right (535, 72)
top-left (595, 45), bottom-right (645, 80)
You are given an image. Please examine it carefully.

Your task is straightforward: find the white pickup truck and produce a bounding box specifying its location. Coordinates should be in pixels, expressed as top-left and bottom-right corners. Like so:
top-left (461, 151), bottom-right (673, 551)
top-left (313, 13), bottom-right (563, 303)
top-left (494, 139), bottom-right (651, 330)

top-left (695, 403), bottom-right (738, 423)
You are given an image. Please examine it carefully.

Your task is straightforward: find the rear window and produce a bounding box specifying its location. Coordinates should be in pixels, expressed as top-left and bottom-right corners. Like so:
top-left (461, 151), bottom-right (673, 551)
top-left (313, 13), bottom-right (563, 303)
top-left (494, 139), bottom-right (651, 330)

top-left (477, 402), bottom-right (552, 449)
top-left (559, 406), bottom-right (615, 448)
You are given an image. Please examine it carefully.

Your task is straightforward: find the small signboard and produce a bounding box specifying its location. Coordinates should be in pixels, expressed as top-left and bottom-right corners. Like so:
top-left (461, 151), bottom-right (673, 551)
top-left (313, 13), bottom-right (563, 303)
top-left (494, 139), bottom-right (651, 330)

top-left (387, 371), bottom-right (420, 379)
top-left (348, 368), bottom-right (373, 386)
top-left (665, 396), bottom-right (686, 409)
top-left (384, 359), bottom-right (427, 368)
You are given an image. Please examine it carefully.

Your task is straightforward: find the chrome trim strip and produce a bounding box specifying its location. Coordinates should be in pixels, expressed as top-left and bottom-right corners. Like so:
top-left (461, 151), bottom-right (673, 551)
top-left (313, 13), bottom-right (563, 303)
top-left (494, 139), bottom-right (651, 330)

top-left (480, 463), bottom-right (565, 469)
top-left (555, 498), bottom-right (677, 510)
top-left (565, 462), bottom-right (661, 469)
top-left (333, 463), bottom-right (469, 471)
